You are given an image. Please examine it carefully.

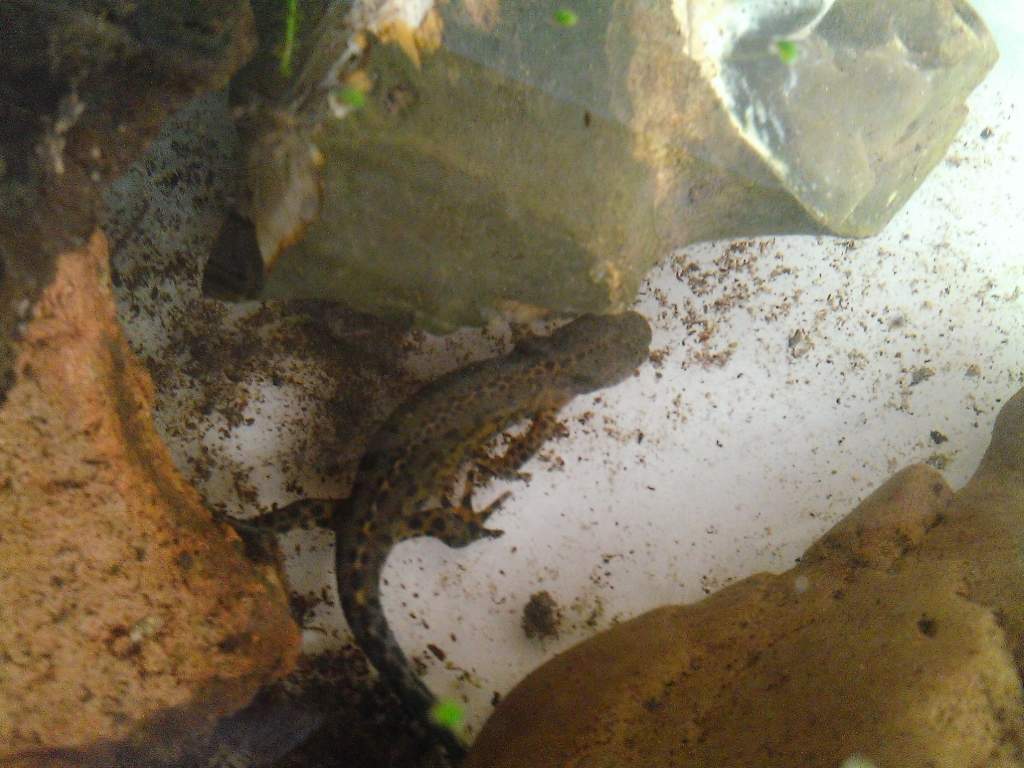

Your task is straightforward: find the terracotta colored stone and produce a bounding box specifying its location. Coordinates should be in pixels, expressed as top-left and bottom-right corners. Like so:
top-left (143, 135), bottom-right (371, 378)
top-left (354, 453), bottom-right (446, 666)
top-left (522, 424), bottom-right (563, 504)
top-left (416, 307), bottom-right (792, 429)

top-left (0, 233), bottom-right (300, 767)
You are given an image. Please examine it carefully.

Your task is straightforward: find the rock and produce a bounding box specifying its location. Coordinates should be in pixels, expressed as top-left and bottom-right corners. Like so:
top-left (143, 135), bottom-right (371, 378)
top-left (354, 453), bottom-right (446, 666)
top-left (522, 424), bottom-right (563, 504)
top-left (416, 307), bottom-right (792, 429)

top-left (0, 0), bottom-right (256, 402)
top-left (466, 388), bottom-right (1024, 768)
top-left (241, 0), bottom-right (996, 329)
top-left (0, 234), bottom-right (300, 767)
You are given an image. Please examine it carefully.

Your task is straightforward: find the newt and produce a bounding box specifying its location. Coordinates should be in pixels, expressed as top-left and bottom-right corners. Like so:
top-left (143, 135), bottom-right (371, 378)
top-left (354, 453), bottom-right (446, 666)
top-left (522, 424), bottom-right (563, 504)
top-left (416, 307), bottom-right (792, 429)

top-left (235, 311), bottom-right (651, 758)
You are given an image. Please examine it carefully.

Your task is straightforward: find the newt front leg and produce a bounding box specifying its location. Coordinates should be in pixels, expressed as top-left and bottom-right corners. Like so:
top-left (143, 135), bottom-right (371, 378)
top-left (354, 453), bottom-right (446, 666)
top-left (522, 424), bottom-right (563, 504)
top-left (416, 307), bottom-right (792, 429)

top-left (475, 409), bottom-right (567, 482)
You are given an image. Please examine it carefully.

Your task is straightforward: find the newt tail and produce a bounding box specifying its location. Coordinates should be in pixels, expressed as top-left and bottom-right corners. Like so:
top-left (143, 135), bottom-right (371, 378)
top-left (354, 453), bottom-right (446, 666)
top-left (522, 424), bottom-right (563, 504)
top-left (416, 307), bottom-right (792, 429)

top-left (336, 511), bottom-right (492, 758)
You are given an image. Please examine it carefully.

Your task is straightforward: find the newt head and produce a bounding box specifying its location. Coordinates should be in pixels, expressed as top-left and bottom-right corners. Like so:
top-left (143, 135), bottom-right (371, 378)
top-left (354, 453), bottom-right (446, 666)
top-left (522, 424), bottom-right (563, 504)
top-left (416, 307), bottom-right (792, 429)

top-left (547, 311), bottom-right (652, 393)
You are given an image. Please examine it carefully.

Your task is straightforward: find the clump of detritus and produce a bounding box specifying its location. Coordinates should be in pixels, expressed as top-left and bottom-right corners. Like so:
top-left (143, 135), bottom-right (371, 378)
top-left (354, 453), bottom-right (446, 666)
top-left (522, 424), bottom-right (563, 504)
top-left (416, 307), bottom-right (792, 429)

top-left (521, 591), bottom-right (562, 640)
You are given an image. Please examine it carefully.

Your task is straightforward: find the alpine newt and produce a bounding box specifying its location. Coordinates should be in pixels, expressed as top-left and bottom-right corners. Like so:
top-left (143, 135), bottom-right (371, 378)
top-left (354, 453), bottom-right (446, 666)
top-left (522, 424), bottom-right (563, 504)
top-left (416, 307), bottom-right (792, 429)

top-left (237, 311), bottom-right (651, 757)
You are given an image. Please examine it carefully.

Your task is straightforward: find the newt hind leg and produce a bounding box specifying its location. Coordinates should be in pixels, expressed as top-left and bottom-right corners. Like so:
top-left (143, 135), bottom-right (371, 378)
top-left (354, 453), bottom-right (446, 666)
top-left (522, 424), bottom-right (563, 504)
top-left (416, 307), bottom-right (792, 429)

top-left (423, 475), bottom-right (510, 548)
top-left (228, 498), bottom-right (347, 534)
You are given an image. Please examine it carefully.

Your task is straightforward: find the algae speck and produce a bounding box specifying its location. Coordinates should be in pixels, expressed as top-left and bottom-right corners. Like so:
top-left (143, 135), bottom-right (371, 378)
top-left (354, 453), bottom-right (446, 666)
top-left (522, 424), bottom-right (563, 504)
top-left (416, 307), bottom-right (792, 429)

top-left (777, 40), bottom-right (798, 64)
top-left (554, 9), bottom-right (579, 27)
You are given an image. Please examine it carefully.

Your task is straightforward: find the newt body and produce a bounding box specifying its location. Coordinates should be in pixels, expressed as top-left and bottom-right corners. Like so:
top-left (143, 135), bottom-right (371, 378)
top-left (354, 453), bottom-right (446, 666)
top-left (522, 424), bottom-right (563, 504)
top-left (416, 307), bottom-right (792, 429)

top-left (248, 312), bottom-right (651, 757)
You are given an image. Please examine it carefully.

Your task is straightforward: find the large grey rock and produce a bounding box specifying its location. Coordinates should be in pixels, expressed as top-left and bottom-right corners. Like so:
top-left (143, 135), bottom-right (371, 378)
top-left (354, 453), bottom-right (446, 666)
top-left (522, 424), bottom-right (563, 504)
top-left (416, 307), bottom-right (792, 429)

top-left (245, 0), bottom-right (997, 329)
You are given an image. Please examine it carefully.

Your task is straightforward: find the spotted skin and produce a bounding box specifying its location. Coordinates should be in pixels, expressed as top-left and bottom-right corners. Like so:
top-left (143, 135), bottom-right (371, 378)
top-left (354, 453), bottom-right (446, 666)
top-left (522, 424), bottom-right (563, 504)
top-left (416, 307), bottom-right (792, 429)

top-left (240, 311), bottom-right (651, 758)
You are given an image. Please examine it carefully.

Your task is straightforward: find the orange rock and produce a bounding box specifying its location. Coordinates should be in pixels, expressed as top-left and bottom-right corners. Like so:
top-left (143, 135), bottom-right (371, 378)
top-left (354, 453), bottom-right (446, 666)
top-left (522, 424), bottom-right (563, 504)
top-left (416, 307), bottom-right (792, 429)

top-left (0, 232), bottom-right (300, 766)
top-left (468, 390), bottom-right (1024, 768)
